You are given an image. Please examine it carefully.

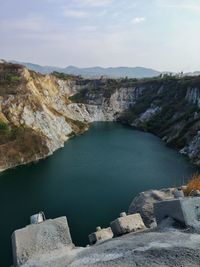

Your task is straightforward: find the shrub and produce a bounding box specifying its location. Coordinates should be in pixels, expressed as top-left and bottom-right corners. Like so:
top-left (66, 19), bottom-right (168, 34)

top-left (69, 91), bottom-right (86, 103)
top-left (5, 73), bottom-right (20, 83)
top-left (52, 71), bottom-right (78, 80)
top-left (184, 174), bottom-right (200, 196)
top-left (0, 122), bottom-right (9, 131)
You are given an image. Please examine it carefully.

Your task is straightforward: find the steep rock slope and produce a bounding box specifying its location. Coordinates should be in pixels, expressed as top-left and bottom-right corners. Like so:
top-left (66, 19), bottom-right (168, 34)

top-left (0, 63), bottom-right (91, 171)
top-left (119, 78), bottom-right (200, 165)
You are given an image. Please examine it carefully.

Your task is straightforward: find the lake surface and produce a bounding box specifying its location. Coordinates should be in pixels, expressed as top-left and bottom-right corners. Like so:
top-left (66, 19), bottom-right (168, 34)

top-left (0, 122), bottom-right (196, 266)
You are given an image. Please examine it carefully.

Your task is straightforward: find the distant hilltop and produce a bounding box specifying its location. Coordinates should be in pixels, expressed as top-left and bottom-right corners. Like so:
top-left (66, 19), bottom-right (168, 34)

top-left (8, 60), bottom-right (200, 79)
top-left (10, 60), bottom-right (161, 78)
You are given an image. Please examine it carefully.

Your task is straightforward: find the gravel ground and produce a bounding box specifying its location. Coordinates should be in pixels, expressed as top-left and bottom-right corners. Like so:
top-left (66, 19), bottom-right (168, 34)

top-left (23, 227), bottom-right (200, 267)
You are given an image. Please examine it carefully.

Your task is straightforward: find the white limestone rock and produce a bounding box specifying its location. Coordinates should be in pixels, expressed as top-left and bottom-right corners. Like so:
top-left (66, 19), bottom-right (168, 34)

top-left (138, 105), bottom-right (162, 123)
top-left (186, 87), bottom-right (200, 108)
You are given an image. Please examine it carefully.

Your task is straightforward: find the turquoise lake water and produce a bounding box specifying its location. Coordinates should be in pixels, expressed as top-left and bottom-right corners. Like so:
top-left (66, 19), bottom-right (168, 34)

top-left (0, 122), bottom-right (196, 266)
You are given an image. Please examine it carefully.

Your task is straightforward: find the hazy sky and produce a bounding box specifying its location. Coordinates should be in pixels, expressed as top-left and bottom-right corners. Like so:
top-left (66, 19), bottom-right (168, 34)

top-left (1, 0), bottom-right (200, 71)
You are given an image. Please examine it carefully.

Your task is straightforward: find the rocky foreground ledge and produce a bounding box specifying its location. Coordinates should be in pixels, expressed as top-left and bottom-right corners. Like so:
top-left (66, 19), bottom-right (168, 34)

top-left (12, 188), bottom-right (200, 267)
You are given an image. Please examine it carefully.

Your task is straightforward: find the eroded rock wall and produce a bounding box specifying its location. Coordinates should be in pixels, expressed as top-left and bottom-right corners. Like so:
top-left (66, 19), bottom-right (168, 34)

top-left (0, 65), bottom-right (91, 171)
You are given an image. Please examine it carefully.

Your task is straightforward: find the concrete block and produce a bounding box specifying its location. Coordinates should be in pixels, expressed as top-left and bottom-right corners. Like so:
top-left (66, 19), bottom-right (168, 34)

top-left (88, 226), bottom-right (113, 245)
top-left (12, 216), bottom-right (73, 267)
top-left (110, 212), bottom-right (146, 237)
top-left (154, 197), bottom-right (200, 229)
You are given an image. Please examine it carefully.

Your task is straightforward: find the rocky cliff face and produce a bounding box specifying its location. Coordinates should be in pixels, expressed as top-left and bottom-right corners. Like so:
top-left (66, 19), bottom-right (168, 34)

top-left (123, 81), bottom-right (200, 166)
top-left (0, 63), bottom-right (92, 171)
top-left (80, 86), bottom-right (145, 121)
top-left (0, 62), bottom-right (200, 171)
top-left (0, 64), bottom-right (150, 171)
top-left (75, 76), bottom-right (200, 166)
top-left (186, 87), bottom-right (200, 107)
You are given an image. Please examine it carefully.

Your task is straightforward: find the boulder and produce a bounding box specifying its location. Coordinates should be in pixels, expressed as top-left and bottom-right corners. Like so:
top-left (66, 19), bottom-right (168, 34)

top-left (128, 188), bottom-right (175, 227)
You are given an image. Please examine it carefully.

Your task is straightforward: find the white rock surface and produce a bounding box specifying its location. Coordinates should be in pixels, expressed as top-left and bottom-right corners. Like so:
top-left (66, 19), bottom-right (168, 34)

top-left (88, 227), bottom-right (113, 245)
top-left (186, 87), bottom-right (200, 108)
top-left (111, 213), bottom-right (146, 236)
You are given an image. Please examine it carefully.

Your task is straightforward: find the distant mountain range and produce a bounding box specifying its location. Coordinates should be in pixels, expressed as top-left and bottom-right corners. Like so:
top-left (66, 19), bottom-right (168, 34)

top-left (10, 61), bottom-right (161, 79)
top-left (184, 71), bottom-right (200, 77)
top-left (9, 61), bottom-right (200, 79)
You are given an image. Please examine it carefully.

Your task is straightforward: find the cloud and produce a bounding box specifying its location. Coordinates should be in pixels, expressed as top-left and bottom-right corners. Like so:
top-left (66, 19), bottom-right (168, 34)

top-left (74, 0), bottom-right (113, 7)
top-left (173, 4), bottom-right (200, 11)
top-left (63, 8), bottom-right (88, 18)
top-left (131, 17), bottom-right (146, 24)
top-left (0, 17), bottom-right (45, 31)
top-left (78, 25), bottom-right (98, 32)
top-left (156, 0), bottom-right (200, 12)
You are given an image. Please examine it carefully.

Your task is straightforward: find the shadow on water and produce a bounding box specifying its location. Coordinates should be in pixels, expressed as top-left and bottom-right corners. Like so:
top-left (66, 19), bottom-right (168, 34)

top-left (0, 122), bottom-right (197, 266)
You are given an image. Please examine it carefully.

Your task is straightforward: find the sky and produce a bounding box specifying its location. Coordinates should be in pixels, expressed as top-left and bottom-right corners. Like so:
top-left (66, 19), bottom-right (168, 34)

top-left (1, 0), bottom-right (200, 72)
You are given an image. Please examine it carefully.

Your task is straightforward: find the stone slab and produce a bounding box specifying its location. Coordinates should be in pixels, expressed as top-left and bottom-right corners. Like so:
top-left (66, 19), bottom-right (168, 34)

top-left (12, 216), bottom-right (73, 266)
top-left (110, 213), bottom-right (146, 236)
top-left (88, 227), bottom-right (113, 245)
top-left (154, 197), bottom-right (200, 229)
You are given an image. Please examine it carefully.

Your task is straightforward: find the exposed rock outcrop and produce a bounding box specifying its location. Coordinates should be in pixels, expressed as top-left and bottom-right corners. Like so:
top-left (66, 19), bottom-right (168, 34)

top-left (186, 87), bottom-right (200, 108)
top-left (0, 63), bottom-right (91, 171)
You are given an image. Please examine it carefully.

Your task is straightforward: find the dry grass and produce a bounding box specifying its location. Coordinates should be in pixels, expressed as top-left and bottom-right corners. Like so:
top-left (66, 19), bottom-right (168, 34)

top-left (0, 127), bottom-right (49, 168)
top-left (184, 174), bottom-right (200, 196)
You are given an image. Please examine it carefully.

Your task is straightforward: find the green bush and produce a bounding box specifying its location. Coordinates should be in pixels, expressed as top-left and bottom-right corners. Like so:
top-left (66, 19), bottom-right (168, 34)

top-left (4, 73), bottom-right (20, 83)
top-left (52, 71), bottom-right (77, 80)
top-left (0, 122), bottom-right (9, 131)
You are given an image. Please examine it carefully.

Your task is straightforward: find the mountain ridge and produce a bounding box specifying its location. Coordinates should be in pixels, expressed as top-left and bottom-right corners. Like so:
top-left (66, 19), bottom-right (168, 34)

top-left (10, 60), bottom-right (161, 78)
